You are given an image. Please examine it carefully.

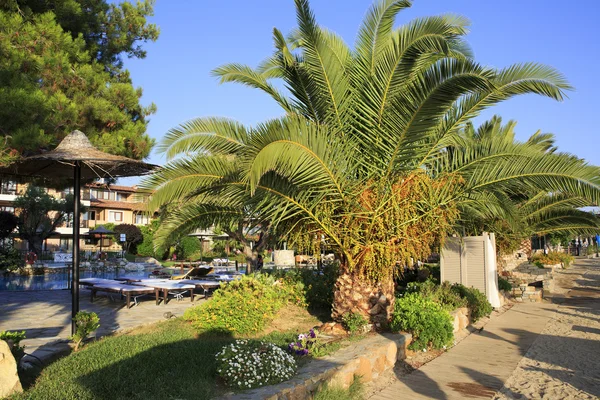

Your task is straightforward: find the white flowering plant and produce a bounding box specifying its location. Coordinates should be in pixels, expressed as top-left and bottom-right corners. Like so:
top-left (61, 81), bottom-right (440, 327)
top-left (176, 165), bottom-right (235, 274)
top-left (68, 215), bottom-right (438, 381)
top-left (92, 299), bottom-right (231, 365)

top-left (216, 340), bottom-right (297, 389)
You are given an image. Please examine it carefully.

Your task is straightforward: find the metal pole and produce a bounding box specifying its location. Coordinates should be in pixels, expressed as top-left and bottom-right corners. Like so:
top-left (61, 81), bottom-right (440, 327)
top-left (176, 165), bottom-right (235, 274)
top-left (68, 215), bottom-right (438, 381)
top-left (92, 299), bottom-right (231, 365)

top-left (71, 162), bottom-right (81, 335)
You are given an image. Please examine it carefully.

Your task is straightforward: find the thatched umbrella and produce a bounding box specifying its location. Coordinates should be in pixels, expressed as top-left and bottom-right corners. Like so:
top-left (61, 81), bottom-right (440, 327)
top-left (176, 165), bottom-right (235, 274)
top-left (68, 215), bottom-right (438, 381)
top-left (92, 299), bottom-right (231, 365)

top-left (87, 226), bottom-right (115, 254)
top-left (0, 130), bottom-right (157, 333)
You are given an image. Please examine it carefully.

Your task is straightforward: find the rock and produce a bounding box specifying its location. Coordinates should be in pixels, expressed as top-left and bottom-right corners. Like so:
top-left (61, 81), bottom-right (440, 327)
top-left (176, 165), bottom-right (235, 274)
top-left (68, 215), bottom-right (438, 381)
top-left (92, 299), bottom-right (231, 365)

top-left (368, 303), bottom-right (382, 315)
top-left (319, 322), bottom-right (347, 336)
top-left (377, 294), bottom-right (388, 305)
top-left (351, 292), bottom-right (363, 301)
top-left (0, 340), bottom-right (23, 398)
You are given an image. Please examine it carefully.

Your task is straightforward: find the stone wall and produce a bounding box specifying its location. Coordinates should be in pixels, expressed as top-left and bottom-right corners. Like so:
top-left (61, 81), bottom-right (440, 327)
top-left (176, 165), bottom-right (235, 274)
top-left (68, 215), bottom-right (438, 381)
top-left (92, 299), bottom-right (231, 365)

top-left (449, 307), bottom-right (471, 333)
top-left (501, 262), bottom-right (556, 302)
top-left (0, 340), bottom-right (23, 398)
top-left (223, 333), bottom-right (411, 400)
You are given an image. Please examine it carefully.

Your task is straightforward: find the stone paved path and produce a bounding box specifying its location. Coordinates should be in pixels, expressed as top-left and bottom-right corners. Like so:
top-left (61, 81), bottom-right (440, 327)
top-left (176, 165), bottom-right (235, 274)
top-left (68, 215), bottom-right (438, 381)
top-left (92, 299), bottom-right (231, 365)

top-left (0, 288), bottom-right (201, 362)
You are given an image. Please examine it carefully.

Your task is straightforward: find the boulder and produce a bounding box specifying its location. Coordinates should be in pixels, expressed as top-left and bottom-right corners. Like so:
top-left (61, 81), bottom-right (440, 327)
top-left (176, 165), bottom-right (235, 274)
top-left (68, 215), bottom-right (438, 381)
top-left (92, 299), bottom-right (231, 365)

top-left (0, 340), bottom-right (22, 398)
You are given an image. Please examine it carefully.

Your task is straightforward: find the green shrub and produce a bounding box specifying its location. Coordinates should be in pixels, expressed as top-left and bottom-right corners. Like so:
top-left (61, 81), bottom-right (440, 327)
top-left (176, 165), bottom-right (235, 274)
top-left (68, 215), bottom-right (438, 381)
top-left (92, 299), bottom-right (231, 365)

top-left (531, 251), bottom-right (574, 268)
top-left (70, 311), bottom-right (100, 351)
top-left (268, 264), bottom-right (339, 313)
top-left (0, 330), bottom-right (26, 361)
top-left (301, 263), bottom-right (339, 312)
top-left (216, 339), bottom-right (296, 389)
top-left (450, 284), bottom-right (492, 322)
top-left (498, 276), bottom-right (512, 292)
top-left (341, 312), bottom-right (368, 334)
top-left (0, 247), bottom-right (23, 272)
top-left (406, 280), bottom-right (467, 311)
top-left (184, 274), bottom-right (305, 335)
top-left (176, 236), bottom-right (202, 260)
top-left (136, 225), bottom-right (156, 257)
top-left (390, 292), bottom-right (453, 351)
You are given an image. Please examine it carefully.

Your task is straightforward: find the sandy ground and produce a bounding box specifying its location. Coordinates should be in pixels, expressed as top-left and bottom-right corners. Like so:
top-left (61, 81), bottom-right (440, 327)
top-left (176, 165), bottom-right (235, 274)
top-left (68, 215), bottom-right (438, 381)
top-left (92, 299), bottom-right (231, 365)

top-left (494, 259), bottom-right (600, 400)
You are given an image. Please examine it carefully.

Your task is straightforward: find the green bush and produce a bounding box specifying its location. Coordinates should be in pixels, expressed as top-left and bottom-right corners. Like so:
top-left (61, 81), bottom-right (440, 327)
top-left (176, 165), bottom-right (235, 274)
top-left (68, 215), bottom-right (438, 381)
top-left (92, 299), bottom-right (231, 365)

top-left (301, 263), bottom-right (339, 312)
top-left (216, 339), bottom-right (296, 389)
top-left (184, 274), bottom-right (305, 335)
top-left (0, 247), bottom-right (23, 272)
top-left (406, 280), bottom-right (467, 311)
top-left (530, 251), bottom-right (574, 268)
top-left (450, 284), bottom-right (492, 322)
top-left (498, 276), bottom-right (512, 292)
top-left (136, 225), bottom-right (156, 257)
top-left (0, 330), bottom-right (26, 361)
top-left (176, 236), bottom-right (202, 260)
top-left (70, 311), bottom-right (100, 351)
top-left (266, 264), bottom-right (339, 313)
top-left (390, 292), bottom-right (453, 351)
top-left (341, 312), bottom-right (368, 334)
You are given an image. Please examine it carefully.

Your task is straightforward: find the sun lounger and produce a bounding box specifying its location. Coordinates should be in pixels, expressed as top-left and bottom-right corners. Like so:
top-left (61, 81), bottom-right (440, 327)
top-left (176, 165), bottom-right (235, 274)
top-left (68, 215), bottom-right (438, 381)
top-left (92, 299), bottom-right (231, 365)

top-left (171, 266), bottom-right (213, 280)
top-left (79, 278), bottom-right (123, 287)
top-left (178, 279), bottom-right (223, 297)
top-left (131, 280), bottom-right (195, 304)
top-left (89, 283), bottom-right (157, 308)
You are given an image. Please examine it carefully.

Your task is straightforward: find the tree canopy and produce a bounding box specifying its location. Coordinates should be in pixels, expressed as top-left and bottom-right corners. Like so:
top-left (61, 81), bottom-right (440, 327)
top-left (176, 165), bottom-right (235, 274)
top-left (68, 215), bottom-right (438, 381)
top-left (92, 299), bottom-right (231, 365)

top-left (114, 223), bottom-right (143, 253)
top-left (0, 0), bottom-right (158, 163)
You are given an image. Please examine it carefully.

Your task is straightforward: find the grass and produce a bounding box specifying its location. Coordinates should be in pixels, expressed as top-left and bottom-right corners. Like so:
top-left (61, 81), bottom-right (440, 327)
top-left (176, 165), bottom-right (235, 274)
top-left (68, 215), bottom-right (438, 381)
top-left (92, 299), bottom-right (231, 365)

top-left (16, 305), bottom-right (348, 400)
top-left (314, 377), bottom-right (363, 400)
top-left (15, 319), bottom-right (232, 400)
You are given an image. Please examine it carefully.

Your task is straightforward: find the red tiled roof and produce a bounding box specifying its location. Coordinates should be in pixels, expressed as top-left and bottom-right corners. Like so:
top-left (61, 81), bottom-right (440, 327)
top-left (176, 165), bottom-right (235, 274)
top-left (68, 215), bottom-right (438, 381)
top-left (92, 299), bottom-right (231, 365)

top-left (86, 183), bottom-right (153, 194)
top-left (90, 199), bottom-right (148, 211)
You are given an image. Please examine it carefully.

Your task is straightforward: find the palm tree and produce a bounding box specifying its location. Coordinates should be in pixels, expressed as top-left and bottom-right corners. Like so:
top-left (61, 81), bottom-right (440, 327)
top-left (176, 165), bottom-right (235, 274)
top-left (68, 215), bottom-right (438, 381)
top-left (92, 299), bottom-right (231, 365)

top-left (144, 0), bottom-right (600, 323)
top-left (455, 117), bottom-right (600, 253)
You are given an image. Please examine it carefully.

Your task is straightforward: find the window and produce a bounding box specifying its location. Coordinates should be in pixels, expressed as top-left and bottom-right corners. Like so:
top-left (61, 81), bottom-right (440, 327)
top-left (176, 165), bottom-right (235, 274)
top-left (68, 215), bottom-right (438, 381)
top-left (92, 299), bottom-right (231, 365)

top-left (83, 211), bottom-right (96, 221)
top-left (90, 189), bottom-right (98, 200)
top-left (0, 206), bottom-right (14, 213)
top-left (108, 211), bottom-right (123, 222)
top-left (0, 180), bottom-right (16, 195)
top-left (60, 238), bottom-right (73, 251)
top-left (135, 213), bottom-right (149, 225)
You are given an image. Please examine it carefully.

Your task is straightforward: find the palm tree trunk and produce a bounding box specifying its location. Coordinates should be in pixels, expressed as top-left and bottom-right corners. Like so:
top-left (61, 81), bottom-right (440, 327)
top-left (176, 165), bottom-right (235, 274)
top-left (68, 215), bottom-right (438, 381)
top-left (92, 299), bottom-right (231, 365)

top-left (332, 266), bottom-right (395, 328)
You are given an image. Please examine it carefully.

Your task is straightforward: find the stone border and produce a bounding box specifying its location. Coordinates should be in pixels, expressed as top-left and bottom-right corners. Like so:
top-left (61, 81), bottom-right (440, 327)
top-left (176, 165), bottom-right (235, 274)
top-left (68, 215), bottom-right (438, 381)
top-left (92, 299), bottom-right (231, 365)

top-left (222, 332), bottom-right (412, 400)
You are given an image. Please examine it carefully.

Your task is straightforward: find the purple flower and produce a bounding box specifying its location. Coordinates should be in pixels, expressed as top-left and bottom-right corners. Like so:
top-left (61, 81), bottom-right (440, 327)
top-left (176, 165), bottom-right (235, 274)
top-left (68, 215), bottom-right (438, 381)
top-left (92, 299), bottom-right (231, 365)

top-left (309, 329), bottom-right (316, 338)
top-left (298, 334), bottom-right (306, 340)
top-left (301, 349), bottom-right (309, 355)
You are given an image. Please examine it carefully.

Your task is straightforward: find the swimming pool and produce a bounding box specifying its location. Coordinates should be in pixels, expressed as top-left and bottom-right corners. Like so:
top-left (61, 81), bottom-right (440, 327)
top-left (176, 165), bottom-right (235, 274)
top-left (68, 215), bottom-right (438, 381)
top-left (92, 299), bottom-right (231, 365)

top-left (0, 268), bottom-right (158, 291)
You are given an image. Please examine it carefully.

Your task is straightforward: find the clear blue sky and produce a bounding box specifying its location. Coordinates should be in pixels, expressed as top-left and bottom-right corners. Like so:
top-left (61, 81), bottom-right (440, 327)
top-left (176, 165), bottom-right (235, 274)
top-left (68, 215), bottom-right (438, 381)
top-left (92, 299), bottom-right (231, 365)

top-left (121, 0), bottom-right (600, 185)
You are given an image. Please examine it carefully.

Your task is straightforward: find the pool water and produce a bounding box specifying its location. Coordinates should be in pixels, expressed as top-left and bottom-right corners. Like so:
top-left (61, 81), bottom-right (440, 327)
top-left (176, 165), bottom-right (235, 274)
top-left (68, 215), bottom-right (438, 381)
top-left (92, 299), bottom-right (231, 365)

top-left (0, 268), bottom-right (159, 291)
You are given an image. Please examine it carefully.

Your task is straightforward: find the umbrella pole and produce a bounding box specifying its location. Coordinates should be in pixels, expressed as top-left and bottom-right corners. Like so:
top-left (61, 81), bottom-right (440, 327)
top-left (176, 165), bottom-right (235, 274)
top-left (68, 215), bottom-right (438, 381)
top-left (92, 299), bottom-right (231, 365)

top-left (71, 162), bottom-right (81, 335)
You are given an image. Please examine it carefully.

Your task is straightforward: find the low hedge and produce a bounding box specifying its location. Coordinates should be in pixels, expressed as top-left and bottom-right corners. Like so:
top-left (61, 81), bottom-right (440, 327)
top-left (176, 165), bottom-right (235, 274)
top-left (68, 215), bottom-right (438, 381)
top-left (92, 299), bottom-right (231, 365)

top-left (390, 292), bottom-right (454, 351)
top-left (450, 284), bottom-right (492, 322)
top-left (530, 251), bottom-right (574, 268)
top-left (184, 274), bottom-right (305, 335)
top-left (406, 280), bottom-right (468, 311)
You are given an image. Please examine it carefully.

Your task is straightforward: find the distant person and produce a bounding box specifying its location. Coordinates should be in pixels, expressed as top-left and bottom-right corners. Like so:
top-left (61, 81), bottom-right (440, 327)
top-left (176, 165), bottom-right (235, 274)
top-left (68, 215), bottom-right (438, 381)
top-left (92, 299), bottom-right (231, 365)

top-left (256, 254), bottom-right (264, 270)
